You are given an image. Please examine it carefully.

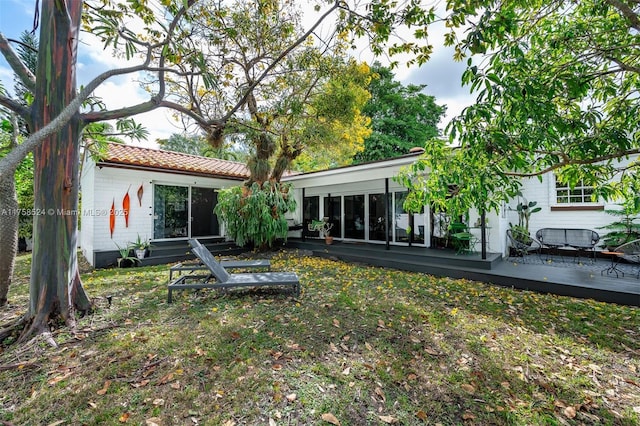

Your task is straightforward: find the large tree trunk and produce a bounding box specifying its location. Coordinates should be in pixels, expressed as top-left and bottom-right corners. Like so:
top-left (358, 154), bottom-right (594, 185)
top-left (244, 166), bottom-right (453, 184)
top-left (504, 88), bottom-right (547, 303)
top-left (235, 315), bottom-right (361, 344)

top-left (21, 0), bottom-right (90, 339)
top-left (0, 172), bottom-right (18, 307)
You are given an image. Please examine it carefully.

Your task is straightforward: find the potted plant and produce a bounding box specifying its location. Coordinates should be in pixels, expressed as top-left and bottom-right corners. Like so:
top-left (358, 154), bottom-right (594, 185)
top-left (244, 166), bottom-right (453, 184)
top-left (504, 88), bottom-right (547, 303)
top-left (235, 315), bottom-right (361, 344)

top-left (598, 201), bottom-right (640, 249)
top-left (130, 234), bottom-right (153, 259)
top-left (115, 243), bottom-right (140, 268)
top-left (509, 197), bottom-right (541, 244)
top-left (308, 217), bottom-right (335, 244)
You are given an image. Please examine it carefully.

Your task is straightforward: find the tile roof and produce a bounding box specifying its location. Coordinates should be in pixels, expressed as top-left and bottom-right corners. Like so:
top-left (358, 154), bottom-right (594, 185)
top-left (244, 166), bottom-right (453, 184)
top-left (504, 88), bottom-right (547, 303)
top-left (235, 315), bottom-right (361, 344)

top-left (98, 142), bottom-right (250, 180)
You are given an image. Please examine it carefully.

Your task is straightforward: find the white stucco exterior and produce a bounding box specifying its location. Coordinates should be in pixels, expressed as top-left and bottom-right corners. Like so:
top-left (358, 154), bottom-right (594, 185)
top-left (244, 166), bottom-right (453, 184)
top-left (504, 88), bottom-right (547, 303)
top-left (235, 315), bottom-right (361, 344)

top-left (80, 144), bottom-right (635, 266)
top-left (79, 155), bottom-right (243, 266)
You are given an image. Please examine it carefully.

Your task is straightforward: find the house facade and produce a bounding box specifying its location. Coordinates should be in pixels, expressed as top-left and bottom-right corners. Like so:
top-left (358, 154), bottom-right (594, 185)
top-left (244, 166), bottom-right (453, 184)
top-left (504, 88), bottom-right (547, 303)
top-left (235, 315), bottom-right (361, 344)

top-left (80, 143), bottom-right (247, 267)
top-left (80, 142), bottom-right (626, 267)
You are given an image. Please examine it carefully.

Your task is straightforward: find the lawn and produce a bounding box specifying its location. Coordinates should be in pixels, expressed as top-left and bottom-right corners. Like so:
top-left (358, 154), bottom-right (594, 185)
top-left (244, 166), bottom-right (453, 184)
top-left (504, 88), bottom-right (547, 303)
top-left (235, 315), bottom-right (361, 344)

top-left (0, 250), bottom-right (639, 425)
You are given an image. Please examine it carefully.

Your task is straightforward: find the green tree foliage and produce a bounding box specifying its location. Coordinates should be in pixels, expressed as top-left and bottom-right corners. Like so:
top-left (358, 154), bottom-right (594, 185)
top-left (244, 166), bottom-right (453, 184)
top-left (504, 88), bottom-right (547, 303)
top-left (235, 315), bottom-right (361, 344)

top-left (174, 0), bottom-right (372, 180)
top-left (14, 152), bottom-right (33, 239)
top-left (354, 63), bottom-right (445, 163)
top-left (214, 182), bottom-right (296, 249)
top-left (157, 133), bottom-right (247, 161)
top-left (182, 0), bottom-right (372, 248)
top-left (158, 133), bottom-right (212, 156)
top-left (399, 0), bottom-right (640, 216)
top-left (11, 32), bottom-right (37, 239)
top-left (292, 60), bottom-right (373, 171)
top-left (0, 0), bottom-right (441, 343)
top-left (599, 198), bottom-right (640, 249)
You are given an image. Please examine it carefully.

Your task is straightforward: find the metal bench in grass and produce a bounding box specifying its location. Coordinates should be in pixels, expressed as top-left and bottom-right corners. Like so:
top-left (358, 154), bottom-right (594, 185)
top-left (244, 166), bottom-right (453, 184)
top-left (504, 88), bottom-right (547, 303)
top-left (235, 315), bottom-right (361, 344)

top-left (167, 239), bottom-right (300, 303)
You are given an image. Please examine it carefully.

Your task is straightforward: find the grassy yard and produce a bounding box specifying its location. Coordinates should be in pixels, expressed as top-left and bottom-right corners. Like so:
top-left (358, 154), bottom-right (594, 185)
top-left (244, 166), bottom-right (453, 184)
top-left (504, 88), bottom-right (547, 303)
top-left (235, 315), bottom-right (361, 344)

top-left (0, 250), bottom-right (639, 425)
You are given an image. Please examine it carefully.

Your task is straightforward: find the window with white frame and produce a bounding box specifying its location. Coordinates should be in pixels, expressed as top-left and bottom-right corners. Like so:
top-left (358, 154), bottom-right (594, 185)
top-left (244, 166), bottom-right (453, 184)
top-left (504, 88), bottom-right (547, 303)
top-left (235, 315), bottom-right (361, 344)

top-left (555, 178), bottom-right (595, 204)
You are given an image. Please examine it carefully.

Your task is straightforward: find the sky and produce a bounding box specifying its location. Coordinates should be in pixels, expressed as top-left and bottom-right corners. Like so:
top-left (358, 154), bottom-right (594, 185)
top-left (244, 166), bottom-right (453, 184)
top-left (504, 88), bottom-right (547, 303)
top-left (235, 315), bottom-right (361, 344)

top-left (0, 0), bottom-right (474, 149)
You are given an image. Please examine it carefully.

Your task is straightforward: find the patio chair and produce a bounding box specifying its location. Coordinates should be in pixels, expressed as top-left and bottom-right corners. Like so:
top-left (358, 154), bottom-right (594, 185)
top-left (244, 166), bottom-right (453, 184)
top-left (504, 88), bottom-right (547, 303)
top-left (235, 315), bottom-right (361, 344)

top-left (169, 239), bottom-right (271, 281)
top-left (167, 239), bottom-right (300, 303)
top-left (535, 228), bottom-right (566, 261)
top-left (614, 238), bottom-right (640, 278)
top-left (506, 229), bottom-right (542, 263)
top-left (449, 222), bottom-right (477, 254)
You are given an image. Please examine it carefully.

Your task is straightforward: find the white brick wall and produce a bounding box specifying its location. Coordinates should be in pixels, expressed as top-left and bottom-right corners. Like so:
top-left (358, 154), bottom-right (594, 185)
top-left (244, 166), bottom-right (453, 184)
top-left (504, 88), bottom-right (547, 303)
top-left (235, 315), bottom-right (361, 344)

top-left (81, 159), bottom-right (243, 257)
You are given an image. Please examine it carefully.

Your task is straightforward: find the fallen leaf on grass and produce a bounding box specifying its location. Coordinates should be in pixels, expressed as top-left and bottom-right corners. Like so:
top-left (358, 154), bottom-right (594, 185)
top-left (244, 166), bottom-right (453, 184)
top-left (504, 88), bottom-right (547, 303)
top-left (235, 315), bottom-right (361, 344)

top-left (460, 383), bottom-right (475, 394)
top-left (321, 412), bottom-right (340, 425)
top-left (119, 412), bottom-right (130, 423)
top-left (415, 410), bottom-right (428, 421)
top-left (563, 406), bottom-right (576, 419)
top-left (48, 371), bottom-right (73, 385)
top-left (286, 393), bottom-right (297, 402)
top-left (157, 372), bottom-right (174, 385)
top-left (379, 415), bottom-right (398, 423)
top-left (145, 417), bottom-right (162, 426)
top-left (374, 387), bottom-right (386, 402)
top-left (424, 347), bottom-right (439, 356)
top-left (462, 412), bottom-right (476, 420)
top-left (97, 380), bottom-right (111, 395)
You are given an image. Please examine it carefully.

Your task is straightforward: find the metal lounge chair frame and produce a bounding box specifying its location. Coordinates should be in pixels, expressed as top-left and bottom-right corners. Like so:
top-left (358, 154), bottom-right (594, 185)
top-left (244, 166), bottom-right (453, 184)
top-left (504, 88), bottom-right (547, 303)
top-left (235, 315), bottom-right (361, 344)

top-left (506, 229), bottom-right (542, 263)
top-left (614, 238), bottom-right (640, 279)
top-left (169, 240), bottom-right (271, 281)
top-left (167, 239), bottom-right (300, 302)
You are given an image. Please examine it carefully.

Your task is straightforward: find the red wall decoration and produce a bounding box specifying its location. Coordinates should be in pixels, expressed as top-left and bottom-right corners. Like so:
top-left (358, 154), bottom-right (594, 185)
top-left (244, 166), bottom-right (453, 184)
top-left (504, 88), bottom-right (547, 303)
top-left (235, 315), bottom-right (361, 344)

top-left (137, 184), bottom-right (144, 207)
top-left (123, 189), bottom-right (130, 228)
top-left (109, 198), bottom-right (116, 238)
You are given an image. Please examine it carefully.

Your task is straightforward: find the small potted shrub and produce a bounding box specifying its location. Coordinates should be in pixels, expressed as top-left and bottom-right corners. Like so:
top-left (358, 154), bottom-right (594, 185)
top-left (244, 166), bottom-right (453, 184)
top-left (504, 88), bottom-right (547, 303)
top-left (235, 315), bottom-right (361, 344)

top-left (308, 218), bottom-right (335, 245)
top-left (115, 243), bottom-right (140, 268)
top-left (130, 234), bottom-right (153, 259)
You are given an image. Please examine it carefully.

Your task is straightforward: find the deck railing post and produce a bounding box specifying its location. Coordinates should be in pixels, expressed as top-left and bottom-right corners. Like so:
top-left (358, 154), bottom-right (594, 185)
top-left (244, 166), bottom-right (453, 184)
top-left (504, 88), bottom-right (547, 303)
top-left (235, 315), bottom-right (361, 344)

top-left (385, 178), bottom-right (390, 250)
top-left (481, 209), bottom-right (487, 260)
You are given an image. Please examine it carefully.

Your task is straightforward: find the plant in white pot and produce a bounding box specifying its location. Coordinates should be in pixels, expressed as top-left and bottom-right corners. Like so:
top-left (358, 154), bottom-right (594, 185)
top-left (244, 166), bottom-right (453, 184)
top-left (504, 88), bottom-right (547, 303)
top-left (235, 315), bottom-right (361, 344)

top-left (115, 243), bottom-right (140, 268)
top-left (130, 234), bottom-right (153, 259)
top-left (308, 218), bottom-right (335, 244)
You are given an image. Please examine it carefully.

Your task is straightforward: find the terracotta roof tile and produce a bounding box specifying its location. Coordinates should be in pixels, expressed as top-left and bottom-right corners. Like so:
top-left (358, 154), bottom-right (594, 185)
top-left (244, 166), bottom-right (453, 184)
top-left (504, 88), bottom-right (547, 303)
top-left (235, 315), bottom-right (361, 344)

top-left (99, 142), bottom-right (250, 179)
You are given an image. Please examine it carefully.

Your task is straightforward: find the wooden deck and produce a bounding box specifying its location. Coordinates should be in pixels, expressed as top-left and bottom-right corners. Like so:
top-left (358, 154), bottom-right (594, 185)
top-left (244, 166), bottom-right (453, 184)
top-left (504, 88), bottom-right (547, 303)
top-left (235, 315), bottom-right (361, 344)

top-left (140, 237), bottom-right (639, 307)
top-left (286, 239), bottom-right (640, 307)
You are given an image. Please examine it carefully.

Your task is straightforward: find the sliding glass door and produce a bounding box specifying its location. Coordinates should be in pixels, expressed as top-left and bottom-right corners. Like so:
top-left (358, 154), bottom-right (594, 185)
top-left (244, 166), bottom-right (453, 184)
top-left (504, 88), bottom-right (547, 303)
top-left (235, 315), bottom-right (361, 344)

top-left (344, 195), bottom-right (365, 239)
top-left (191, 187), bottom-right (219, 237)
top-left (303, 196), bottom-right (320, 237)
top-left (153, 185), bottom-right (188, 239)
top-left (305, 190), bottom-right (426, 246)
top-left (368, 193), bottom-right (387, 241)
top-left (323, 196), bottom-right (342, 238)
top-left (153, 184), bottom-right (219, 239)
